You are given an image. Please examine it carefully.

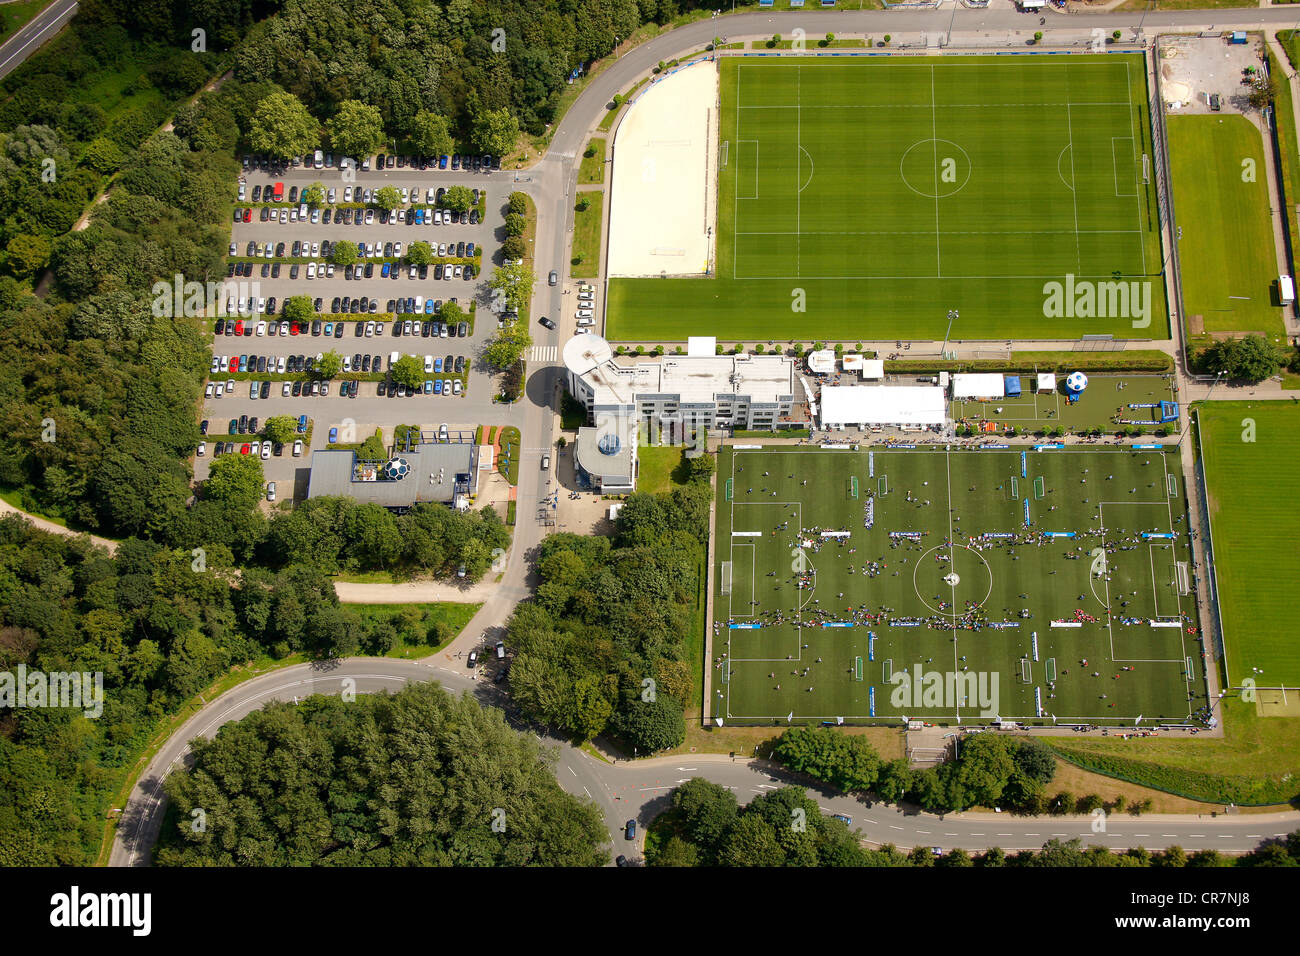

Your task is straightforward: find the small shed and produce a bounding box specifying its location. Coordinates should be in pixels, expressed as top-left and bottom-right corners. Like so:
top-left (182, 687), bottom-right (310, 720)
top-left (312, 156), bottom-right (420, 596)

top-left (1036, 373), bottom-right (1056, 394)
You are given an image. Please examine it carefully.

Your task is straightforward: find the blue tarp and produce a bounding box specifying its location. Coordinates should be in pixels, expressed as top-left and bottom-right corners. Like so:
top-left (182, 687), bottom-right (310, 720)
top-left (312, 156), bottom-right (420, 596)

top-left (1004, 375), bottom-right (1022, 397)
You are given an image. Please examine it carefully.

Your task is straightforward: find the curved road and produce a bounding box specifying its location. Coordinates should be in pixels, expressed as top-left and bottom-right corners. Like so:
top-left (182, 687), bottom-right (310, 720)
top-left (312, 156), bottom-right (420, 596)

top-left (99, 4), bottom-right (1300, 863)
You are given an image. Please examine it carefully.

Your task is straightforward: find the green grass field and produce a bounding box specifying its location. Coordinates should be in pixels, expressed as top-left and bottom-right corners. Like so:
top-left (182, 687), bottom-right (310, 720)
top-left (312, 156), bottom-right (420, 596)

top-left (951, 374), bottom-right (1181, 434)
top-left (1168, 115), bottom-right (1285, 340)
top-left (1197, 401), bottom-right (1300, 689)
top-left (572, 191), bottom-right (603, 279)
top-left (609, 54), bottom-right (1166, 342)
top-left (713, 445), bottom-right (1206, 725)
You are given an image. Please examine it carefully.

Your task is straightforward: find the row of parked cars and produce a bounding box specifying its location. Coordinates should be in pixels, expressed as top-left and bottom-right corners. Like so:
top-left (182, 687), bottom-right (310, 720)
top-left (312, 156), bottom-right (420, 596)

top-left (241, 151), bottom-right (499, 174)
top-left (236, 203), bottom-right (481, 227)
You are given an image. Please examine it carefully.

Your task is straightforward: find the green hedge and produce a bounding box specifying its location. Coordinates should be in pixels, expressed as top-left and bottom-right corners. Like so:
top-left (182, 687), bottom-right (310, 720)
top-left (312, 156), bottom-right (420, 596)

top-left (884, 352), bottom-right (1174, 375)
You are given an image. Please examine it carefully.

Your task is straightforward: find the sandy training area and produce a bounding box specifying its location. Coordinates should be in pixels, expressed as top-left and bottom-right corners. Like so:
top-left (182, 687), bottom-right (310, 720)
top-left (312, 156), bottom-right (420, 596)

top-left (608, 60), bottom-right (718, 277)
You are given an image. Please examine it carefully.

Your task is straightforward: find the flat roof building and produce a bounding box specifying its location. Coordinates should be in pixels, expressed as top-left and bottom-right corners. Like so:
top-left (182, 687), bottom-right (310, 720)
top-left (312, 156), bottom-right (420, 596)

top-left (306, 442), bottom-right (477, 512)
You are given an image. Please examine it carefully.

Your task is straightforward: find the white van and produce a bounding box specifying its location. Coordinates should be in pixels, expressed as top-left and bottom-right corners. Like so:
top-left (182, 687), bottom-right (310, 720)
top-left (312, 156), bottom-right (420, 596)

top-left (389, 350), bottom-right (400, 366)
top-left (299, 202), bottom-right (308, 219)
top-left (1281, 274), bottom-right (1295, 305)
top-left (313, 149), bottom-right (324, 169)
top-left (576, 317), bottom-right (594, 327)
top-left (576, 309), bottom-right (594, 319)
top-left (414, 296), bottom-right (424, 312)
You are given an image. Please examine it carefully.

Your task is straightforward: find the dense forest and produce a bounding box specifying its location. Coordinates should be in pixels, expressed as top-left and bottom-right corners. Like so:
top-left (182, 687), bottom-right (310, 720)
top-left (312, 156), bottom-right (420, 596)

top-left (505, 482), bottom-right (710, 753)
top-left (156, 682), bottom-right (609, 865)
top-left (0, 516), bottom-right (463, 865)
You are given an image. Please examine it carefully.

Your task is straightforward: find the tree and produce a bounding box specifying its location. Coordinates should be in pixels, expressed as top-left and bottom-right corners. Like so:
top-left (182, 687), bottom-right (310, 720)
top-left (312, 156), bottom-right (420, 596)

top-left (248, 91), bottom-right (318, 158)
top-left (391, 354), bottom-right (424, 389)
top-left (616, 696), bottom-right (685, 753)
top-left (685, 452), bottom-right (715, 484)
top-left (5, 234), bottom-right (52, 278)
top-left (282, 295), bottom-right (315, 326)
top-left (442, 185), bottom-right (474, 213)
top-left (471, 107), bottom-right (519, 156)
top-left (770, 727), bottom-right (882, 793)
top-left (263, 416), bottom-right (297, 445)
top-left (82, 137), bottom-right (124, 174)
top-left (651, 836), bottom-right (699, 867)
top-left (1201, 334), bottom-right (1283, 383)
top-left (330, 240), bottom-right (359, 266)
top-left (204, 454), bottom-right (264, 510)
top-left (504, 212), bottom-right (526, 237)
top-left (406, 241), bottom-right (433, 265)
top-left (410, 110), bottom-right (453, 158)
top-left (488, 262), bottom-right (535, 313)
top-left (326, 100), bottom-right (386, 160)
top-left (484, 320), bottom-right (532, 369)
top-left (501, 236), bottom-right (526, 261)
top-left (316, 350), bottom-right (342, 379)
top-left (374, 185), bottom-right (403, 209)
top-left (672, 778), bottom-right (738, 854)
top-left (508, 192), bottom-right (528, 216)
top-left (301, 182), bottom-right (325, 207)
top-left (438, 299), bottom-right (466, 326)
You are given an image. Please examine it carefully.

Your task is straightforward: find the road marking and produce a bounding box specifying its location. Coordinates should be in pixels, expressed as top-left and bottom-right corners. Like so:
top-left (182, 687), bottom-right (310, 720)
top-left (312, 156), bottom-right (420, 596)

top-left (638, 786), bottom-right (674, 792)
top-left (567, 766), bottom-right (577, 776)
top-left (529, 344), bottom-right (557, 362)
top-left (890, 825), bottom-right (903, 830)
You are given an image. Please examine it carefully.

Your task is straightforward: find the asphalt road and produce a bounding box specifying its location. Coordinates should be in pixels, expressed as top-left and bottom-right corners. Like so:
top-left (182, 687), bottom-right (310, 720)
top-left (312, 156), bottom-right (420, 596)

top-left (0, 0), bottom-right (76, 81)
top-left (107, 659), bottom-right (1299, 866)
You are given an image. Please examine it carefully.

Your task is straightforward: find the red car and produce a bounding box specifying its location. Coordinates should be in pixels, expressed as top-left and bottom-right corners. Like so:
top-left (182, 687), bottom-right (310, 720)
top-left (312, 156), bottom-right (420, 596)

top-left (290, 322), bottom-right (300, 335)
top-left (234, 320), bottom-right (243, 335)
top-left (228, 356), bottom-right (238, 372)
top-left (240, 443), bottom-right (251, 455)
top-left (242, 208), bottom-right (251, 222)
top-left (272, 182), bottom-right (284, 201)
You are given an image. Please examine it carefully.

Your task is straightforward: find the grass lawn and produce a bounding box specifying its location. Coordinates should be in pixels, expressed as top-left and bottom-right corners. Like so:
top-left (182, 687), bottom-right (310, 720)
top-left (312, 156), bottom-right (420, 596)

top-left (713, 445), bottom-right (1206, 725)
top-left (571, 191), bottom-right (603, 279)
top-left (1168, 115), bottom-right (1285, 340)
top-left (1196, 401), bottom-right (1300, 689)
top-left (1266, 43), bottom-right (1300, 281)
top-left (498, 426), bottom-right (521, 484)
top-left (637, 445), bottom-right (690, 494)
top-left (1048, 697), bottom-right (1300, 805)
top-left (346, 602), bottom-right (482, 657)
top-left (579, 138), bottom-right (607, 184)
top-left (609, 54), bottom-right (1165, 342)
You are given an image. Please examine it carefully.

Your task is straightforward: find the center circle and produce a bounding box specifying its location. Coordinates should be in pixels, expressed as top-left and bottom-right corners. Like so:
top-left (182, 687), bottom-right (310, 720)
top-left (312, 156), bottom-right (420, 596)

top-left (912, 544), bottom-right (992, 618)
top-left (899, 138), bottom-right (972, 199)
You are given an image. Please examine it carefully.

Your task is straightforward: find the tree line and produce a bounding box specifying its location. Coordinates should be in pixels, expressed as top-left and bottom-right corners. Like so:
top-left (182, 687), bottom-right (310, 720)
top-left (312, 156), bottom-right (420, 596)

top-left (648, 778), bottom-right (1300, 866)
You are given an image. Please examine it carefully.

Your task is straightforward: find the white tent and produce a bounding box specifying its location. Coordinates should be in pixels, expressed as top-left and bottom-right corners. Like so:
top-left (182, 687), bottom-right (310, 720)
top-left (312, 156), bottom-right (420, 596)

top-left (687, 336), bottom-right (716, 357)
top-left (952, 373), bottom-right (1005, 399)
top-left (820, 386), bottom-right (946, 427)
top-left (1036, 373), bottom-right (1056, 393)
top-left (862, 359), bottom-right (885, 380)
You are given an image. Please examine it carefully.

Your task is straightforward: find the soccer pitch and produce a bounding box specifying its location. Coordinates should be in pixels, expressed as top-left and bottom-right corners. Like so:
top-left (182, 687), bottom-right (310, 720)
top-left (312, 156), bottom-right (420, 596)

top-left (607, 54), bottom-right (1167, 342)
top-left (712, 446), bottom-right (1207, 725)
top-left (1197, 402), bottom-right (1300, 690)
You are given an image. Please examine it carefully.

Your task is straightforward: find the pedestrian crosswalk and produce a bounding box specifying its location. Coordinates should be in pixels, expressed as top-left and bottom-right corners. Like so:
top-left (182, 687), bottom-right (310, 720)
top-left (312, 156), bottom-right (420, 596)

top-left (529, 345), bottom-right (558, 363)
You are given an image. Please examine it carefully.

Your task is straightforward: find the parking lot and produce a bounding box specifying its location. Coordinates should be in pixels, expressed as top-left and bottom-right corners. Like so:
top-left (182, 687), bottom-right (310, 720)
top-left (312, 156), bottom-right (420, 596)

top-left (197, 156), bottom-right (526, 495)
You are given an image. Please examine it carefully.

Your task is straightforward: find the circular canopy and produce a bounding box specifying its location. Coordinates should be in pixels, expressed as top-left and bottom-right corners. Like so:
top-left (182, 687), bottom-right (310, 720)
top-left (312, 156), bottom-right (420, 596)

top-left (598, 433), bottom-right (621, 456)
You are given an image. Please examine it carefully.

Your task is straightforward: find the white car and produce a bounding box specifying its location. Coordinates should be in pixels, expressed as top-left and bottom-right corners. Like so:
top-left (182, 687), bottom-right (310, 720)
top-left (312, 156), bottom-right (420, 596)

top-left (343, 186), bottom-right (353, 202)
top-left (261, 442), bottom-right (271, 460)
top-left (576, 309), bottom-right (594, 319)
top-left (290, 208), bottom-right (299, 222)
top-left (277, 356), bottom-right (286, 373)
top-left (227, 379), bottom-right (235, 393)
top-left (279, 323), bottom-right (289, 336)
top-left (424, 354), bottom-right (433, 373)
top-left (311, 241), bottom-right (319, 256)
top-left (306, 262), bottom-right (316, 279)
top-left (310, 209), bottom-right (320, 223)
top-left (266, 481), bottom-right (276, 501)
top-left (453, 265), bottom-right (462, 279)
top-left (400, 187), bottom-right (409, 203)
top-left (426, 187), bottom-right (436, 203)
top-left (292, 439), bottom-right (303, 457)
top-left (205, 383), bottom-right (214, 398)
top-left (365, 321), bottom-right (375, 337)
top-left (433, 210), bottom-right (443, 226)
top-left (394, 241), bottom-right (402, 257)
top-left (342, 355), bottom-right (352, 372)
top-left (578, 291), bottom-right (595, 302)
top-left (365, 209), bottom-right (375, 225)
top-left (326, 263), bottom-right (335, 278)
top-left (283, 382), bottom-right (292, 397)
top-left (452, 380), bottom-right (462, 395)
top-left (197, 441), bottom-right (206, 456)
top-left (256, 320), bottom-right (266, 336)
top-left (279, 208), bottom-right (287, 223)
top-left (437, 243), bottom-right (446, 257)
top-left (225, 297), bottom-right (235, 314)
top-left (327, 188), bottom-right (336, 203)
top-left (248, 440), bottom-right (260, 456)
top-left (214, 382), bottom-right (224, 397)
top-left (250, 382), bottom-right (259, 399)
